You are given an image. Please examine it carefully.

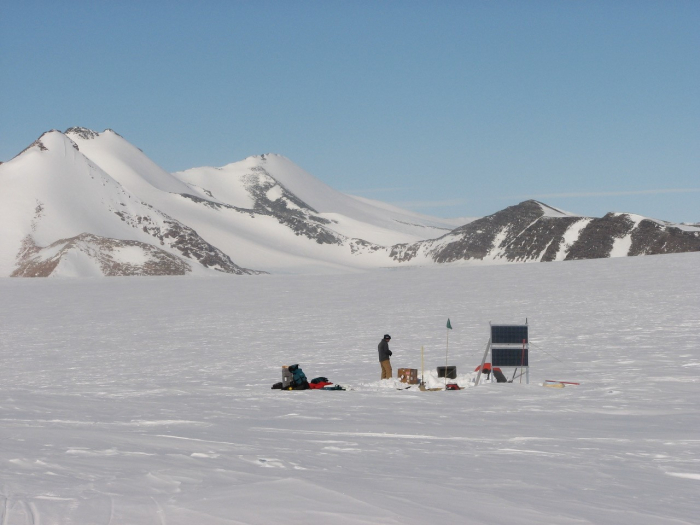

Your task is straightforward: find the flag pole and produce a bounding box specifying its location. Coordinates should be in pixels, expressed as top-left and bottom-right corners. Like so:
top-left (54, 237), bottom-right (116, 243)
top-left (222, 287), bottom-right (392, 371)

top-left (445, 327), bottom-right (448, 387)
top-left (445, 318), bottom-right (452, 387)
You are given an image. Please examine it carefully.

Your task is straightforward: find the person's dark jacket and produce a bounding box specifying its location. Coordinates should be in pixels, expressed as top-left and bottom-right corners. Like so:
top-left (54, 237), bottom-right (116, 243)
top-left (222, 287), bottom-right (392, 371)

top-left (378, 339), bottom-right (392, 362)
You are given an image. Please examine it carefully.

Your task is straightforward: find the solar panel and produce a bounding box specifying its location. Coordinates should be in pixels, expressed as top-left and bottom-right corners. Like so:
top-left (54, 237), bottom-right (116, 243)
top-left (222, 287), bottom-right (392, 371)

top-left (491, 325), bottom-right (528, 344)
top-left (492, 348), bottom-right (529, 367)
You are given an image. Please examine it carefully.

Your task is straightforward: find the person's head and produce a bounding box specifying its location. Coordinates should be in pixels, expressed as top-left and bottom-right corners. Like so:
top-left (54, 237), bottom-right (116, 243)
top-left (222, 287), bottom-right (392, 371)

top-left (383, 334), bottom-right (391, 341)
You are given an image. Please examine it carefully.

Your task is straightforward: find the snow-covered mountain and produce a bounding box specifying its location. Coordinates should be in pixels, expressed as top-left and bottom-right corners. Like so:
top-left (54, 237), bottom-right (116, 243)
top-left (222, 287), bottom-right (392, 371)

top-left (390, 200), bottom-right (700, 265)
top-left (0, 127), bottom-right (465, 277)
top-left (1, 127), bottom-right (698, 277)
top-left (0, 130), bottom-right (258, 277)
top-left (67, 127), bottom-right (470, 274)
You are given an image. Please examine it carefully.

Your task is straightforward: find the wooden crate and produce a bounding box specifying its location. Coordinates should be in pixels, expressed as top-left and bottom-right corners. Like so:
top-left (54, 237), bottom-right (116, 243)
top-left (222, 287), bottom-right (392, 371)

top-left (398, 368), bottom-right (418, 384)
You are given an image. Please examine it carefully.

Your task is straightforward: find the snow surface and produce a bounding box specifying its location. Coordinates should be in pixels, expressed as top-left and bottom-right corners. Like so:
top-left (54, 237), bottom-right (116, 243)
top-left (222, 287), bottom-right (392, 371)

top-left (535, 201), bottom-right (581, 218)
top-left (51, 248), bottom-right (105, 278)
top-left (346, 194), bottom-right (475, 228)
top-left (674, 223), bottom-right (700, 232)
top-left (1, 253), bottom-right (699, 523)
top-left (110, 245), bottom-right (151, 266)
top-left (66, 128), bottom-right (197, 198)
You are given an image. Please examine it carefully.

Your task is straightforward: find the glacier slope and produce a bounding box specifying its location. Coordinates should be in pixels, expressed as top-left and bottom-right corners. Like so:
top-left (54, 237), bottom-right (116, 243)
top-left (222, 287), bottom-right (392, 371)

top-left (0, 131), bottom-right (255, 277)
top-left (66, 129), bottom-right (459, 273)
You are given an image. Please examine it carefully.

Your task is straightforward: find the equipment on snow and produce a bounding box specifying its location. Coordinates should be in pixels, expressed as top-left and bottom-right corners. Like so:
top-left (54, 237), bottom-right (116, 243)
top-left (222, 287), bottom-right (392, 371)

top-left (284, 364), bottom-right (309, 390)
top-left (474, 363), bottom-right (509, 383)
top-left (492, 368), bottom-right (508, 383)
top-left (309, 377), bottom-right (333, 389)
top-left (475, 321), bottom-right (530, 385)
top-left (273, 367), bottom-right (344, 391)
top-left (398, 368), bottom-right (419, 384)
top-left (282, 366), bottom-right (293, 388)
top-left (437, 366), bottom-right (457, 379)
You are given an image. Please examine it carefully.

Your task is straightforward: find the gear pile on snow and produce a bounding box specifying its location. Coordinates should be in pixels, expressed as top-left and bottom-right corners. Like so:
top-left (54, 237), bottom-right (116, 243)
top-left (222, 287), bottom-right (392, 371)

top-left (271, 365), bottom-right (345, 391)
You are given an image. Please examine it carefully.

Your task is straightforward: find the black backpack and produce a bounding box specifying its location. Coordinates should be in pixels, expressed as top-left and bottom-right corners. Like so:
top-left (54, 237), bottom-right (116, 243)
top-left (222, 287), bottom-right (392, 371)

top-left (288, 364), bottom-right (309, 390)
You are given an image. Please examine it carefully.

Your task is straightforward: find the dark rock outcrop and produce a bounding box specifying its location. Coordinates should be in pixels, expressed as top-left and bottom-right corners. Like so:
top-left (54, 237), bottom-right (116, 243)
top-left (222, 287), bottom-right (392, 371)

top-left (566, 213), bottom-right (635, 260)
top-left (390, 200), bottom-right (700, 265)
top-left (178, 163), bottom-right (386, 253)
top-left (13, 234), bottom-right (192, 277)
top-left (113, 206), bottom-right (263, 275)
top-left (629, 220), bottom-right (700, 256)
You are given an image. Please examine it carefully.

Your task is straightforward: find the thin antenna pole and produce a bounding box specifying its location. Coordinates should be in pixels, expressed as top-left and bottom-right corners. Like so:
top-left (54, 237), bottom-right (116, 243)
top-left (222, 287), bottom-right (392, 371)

top-left (445, 327), bottom-right (449, 387)
top-left (421, 345), bottom-right (424, 386)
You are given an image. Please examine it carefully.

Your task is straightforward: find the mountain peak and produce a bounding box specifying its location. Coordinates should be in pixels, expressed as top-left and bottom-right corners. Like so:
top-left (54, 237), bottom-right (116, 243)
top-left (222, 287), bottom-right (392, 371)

top-left (245, 153), bottom-right (276, 163)
top-left (11, 130), bottom-right (79, 160)
top-left (65, 127), bottom-right (100, 140)
top-left (4, 126), bottom-right (698, 277)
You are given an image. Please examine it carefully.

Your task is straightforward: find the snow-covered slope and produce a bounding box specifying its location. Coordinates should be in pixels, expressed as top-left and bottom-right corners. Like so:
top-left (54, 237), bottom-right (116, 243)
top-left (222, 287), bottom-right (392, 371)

top-left (65, 127), bottom-right (198, 198)
top-left (0, 130), bottom-right (258, 277)
top-left (174, 153), bottom-right (460, 245)
top-left (59, 128), bottom-right (464, 274)
top-left (2, 127), bottom-right (698, 277)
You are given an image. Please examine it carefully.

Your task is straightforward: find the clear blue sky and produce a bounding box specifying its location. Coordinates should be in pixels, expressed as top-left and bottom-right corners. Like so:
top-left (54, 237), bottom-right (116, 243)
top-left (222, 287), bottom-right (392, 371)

top-left (2, 1), bottom-right (698, 222)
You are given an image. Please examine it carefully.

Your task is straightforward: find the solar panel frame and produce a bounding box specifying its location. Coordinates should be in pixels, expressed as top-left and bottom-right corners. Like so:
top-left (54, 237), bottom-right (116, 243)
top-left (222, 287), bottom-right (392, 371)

top-left (492, 348), bottom-right (529, 367)
top-left (491, 324), bottom-right (528, 344)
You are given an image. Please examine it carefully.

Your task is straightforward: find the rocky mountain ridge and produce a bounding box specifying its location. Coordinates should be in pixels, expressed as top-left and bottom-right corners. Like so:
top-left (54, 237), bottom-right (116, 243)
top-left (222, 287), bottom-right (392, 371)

top-left (389, 200), bottom-right (700, 265)
top-left (1, 127), bottom-right (697, 277)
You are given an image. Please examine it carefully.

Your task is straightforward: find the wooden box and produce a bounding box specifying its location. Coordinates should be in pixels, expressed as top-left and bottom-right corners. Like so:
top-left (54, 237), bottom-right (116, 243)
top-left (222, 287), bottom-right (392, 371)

top-left (398, 368), bottom-right (419, 384)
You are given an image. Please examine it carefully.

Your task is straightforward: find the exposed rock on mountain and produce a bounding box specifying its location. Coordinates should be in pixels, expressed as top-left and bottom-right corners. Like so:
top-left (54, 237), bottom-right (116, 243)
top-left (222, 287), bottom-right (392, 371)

top-left (112, 205), bottom-right (259, 274)
top-left (389, 201), bottom-right (700, 265)
top-left (65, 126), bottom-right (100, 140)
top-left (0, 129), bottom-right (262, 277)
top-left (1, 127), bottom-right (697, 277)
top-left (13, 233), bottom-right (191, 277)
top-left (628, 218), bottom-right (700, 256)
top-left (177, 164), bottom-right (347, 246)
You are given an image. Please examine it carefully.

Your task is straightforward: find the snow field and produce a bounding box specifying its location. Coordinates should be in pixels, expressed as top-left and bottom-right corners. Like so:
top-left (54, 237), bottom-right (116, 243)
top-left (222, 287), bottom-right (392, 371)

top-left (0, 253), bottom-right (699, 523)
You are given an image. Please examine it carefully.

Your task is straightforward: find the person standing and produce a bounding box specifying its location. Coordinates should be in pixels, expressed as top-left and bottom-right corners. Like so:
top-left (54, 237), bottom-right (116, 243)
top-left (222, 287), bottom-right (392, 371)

top-left (378, 334), bottom-right (393, 379)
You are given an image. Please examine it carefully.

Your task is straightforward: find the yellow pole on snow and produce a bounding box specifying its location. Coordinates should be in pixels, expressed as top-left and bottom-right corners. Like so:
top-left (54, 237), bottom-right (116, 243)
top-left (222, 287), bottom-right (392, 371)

top-left (421, 345), bottom-right (424, 386)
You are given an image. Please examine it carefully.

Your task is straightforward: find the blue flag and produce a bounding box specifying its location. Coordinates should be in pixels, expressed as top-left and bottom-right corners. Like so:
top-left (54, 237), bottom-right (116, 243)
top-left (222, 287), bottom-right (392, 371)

top-left (446, 318), bottom-right (452, 329)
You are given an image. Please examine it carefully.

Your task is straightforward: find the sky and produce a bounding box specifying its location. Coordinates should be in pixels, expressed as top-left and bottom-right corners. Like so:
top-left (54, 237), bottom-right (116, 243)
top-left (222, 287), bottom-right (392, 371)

top-left (1, 1), bottom-right (698, 222)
